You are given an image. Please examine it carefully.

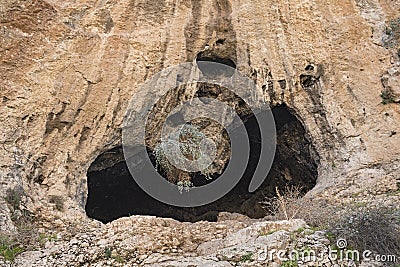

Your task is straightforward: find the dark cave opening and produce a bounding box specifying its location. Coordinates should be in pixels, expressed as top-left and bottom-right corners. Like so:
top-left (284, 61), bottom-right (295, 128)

top-left (85, 104), bottom-right (319, 223)
top-left (195, 51), bottom-right (236, 77)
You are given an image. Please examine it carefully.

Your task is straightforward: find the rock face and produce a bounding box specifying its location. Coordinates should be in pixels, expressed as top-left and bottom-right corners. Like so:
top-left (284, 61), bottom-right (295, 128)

top-left (0, 0), bottom-right (400, 234)
top-left (3, 217), bottom-right (337, 266)
top-left (8, 216), bottom-right (393, 266)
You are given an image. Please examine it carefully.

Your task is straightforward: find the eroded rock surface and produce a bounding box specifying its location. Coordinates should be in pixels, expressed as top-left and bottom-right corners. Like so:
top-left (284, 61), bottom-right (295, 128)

top-left (0, 0), bottom-right (400, 265)
top-left (4, 218), bottom-right (330, 266)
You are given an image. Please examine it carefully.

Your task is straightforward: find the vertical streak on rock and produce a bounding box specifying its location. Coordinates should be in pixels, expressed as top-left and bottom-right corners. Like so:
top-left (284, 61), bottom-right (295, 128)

top-left (184, 0), bottom-right (237, 62)
top-left (274, 1), bottom-right (296, 106)
top-left (184, 0), bottom-right (203, 61)
top-left (212, 0), bottom-right (237, 62)
top-left (110, 48), bottom-right (130, 126)
top-left (159, 0), bottom-right (178, 69)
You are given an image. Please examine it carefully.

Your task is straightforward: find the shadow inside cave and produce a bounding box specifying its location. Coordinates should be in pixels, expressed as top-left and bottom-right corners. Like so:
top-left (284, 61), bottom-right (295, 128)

top-left (85, 104), bottom-right (319, 223)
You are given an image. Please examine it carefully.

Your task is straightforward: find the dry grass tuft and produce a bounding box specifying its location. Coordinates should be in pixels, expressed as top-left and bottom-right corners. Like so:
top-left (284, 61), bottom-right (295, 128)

top-left (263, 186), bottom-right (400, 257)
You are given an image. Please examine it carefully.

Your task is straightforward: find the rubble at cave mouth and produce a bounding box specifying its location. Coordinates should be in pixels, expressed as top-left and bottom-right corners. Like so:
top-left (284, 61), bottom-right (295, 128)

top-left (85, 104), bottom-right (319, 223)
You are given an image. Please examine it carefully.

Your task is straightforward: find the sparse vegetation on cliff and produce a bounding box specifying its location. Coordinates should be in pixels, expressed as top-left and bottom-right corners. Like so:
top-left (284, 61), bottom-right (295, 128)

top-left (264, 186), bottom-right (400, 258)
top-left (383, 18), bottom-right (400, 48)
top-left (5, 188), bottom-right (23, 211)
top-left (381, 91), bottom-right (395, 105)
top-left (49, 195), bottom-right (65, 212)
top-left (154, 124), bottom-right (214, 192)
top-left (0, 235), bottom-right (24, 262)
top-left (330, 207), bottom-right (400, 257)
top-left (380, 90), bottom-right (396, 104)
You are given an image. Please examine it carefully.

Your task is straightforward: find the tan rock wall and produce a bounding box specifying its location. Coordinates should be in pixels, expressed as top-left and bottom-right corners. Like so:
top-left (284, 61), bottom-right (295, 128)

top-left (0, 0), bottom-right (399, 224)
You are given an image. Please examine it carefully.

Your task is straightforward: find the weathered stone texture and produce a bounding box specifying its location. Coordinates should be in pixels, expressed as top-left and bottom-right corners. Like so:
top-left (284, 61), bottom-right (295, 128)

top-left (0, 0), bottom-right (399, 227)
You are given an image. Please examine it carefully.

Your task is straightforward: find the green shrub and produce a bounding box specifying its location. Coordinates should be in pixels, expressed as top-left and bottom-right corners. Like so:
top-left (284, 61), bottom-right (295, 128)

top-left (38, 233), bottom-right (57, 245)
top-left (113, 254), bottom-right (125, 263)
top-left (0, 235), bottom-right (24, 262)
top-left (383, 18), bottom-right (400, 48)
top-left (280, 259), bottom-right (298, 267)
top-left (104, 247), bottom-right (112, 259)
top-left (329, 207), bottom-right (400, 257)
top-left (380, 90), bottom-right (396, 104)
top-left (4, 188), bottom-right (24, 211)
top-left (49, 195), bottom-right (64, 212)
top-left (240, 252), bottom-right (254, 262)
top-left (154, 124), bottom-right (214, 192)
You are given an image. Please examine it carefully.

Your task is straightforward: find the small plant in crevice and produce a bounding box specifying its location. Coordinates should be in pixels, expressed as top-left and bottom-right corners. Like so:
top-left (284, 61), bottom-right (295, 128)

top-left (38, 233), bottom-right (57, 245)
top-left (380, 90), bottom-right (396, 104)
top-left (5, 187), bottom-right (24, 211)
top-left (104, 247), bottom-right (112, 259)
top-left (240, 252), bottom-right (254, 263)
top-left (154, 124), bottom-right (215, 192)
top-left (0, 234), bottom-right (24, 262)
top-left (259, 229), bottom-right (277, 236)
top-left (49, 195), bottom-right (65, 212)
top-left (280, 259), bottom-right (298, 267)
top-left (104, 247), bottom-right (125, 263)
top-left (383, 18), bottom-right (400, 48)
top-left (113, 254), bottom-right (125, 264)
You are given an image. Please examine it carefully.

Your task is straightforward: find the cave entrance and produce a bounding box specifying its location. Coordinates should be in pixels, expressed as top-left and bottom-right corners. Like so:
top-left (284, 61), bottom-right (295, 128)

top-left (85, 104), bottom-right (318, 223)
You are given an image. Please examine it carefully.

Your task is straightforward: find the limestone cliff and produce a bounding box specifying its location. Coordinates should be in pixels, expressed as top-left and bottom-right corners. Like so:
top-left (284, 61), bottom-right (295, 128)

top-left (0, 0), bottom-right (399, 231)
